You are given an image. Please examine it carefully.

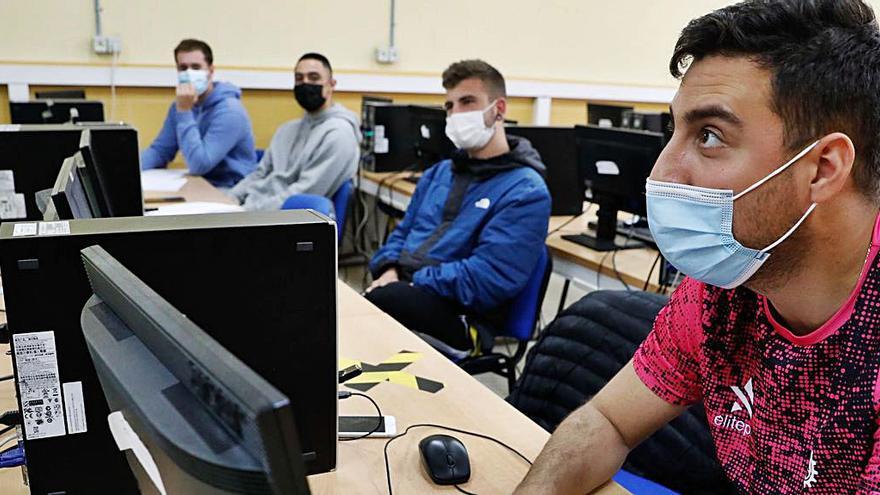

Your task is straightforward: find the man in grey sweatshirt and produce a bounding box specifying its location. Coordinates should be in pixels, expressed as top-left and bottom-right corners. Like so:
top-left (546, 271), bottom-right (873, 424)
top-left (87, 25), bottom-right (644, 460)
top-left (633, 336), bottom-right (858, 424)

top-left (229, 53), bottom-right (360, 211)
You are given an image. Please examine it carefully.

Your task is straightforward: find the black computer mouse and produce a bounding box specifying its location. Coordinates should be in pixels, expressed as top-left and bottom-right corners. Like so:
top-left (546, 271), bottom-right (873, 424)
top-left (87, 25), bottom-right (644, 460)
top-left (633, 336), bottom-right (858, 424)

top-left (418, 434), bottom-right (471, 485)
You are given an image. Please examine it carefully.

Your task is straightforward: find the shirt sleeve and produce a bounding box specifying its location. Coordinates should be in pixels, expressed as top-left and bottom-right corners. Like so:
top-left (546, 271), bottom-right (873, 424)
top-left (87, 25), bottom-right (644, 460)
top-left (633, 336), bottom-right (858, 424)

top-left (632, 277), bottom-right (706, 406)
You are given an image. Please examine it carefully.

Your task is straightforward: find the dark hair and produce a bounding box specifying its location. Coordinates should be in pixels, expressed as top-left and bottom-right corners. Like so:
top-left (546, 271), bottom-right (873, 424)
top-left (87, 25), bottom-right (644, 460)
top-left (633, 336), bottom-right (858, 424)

top-left (298, 52), bottom-right (333, 76)
top-left (174, 39), bottom-right (213, 65)
top-left (442, 59), bottom-right (506, 99)
top-left (671, 0), bottom-right (880, 199)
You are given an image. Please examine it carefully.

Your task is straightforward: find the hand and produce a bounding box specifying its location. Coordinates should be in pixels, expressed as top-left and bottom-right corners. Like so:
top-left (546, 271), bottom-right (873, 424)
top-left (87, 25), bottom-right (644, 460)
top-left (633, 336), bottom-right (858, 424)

top-left (366, 268), bottom-right (399, 293)
top-left (175, 83), bottom-right (198, 112)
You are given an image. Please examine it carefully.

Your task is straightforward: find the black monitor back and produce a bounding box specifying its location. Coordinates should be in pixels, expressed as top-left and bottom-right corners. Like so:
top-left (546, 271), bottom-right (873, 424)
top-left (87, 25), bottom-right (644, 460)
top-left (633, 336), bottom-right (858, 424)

top-left (575, 125), bottom-right (665, 218)
top-left (587, 103), bottom-right (634, 128)
top-left (0, 211), bottom-right (337, 494)
top-left (10, 100), bottom-right (105, 124)
top-left (35, 89), bottom-right (87, 100)
top-left (370, 104), bottom-right (454, 172)
top-left (0, 124), bottom-right (142, 221)
top-left (505, 126), bottom-right (582, 216)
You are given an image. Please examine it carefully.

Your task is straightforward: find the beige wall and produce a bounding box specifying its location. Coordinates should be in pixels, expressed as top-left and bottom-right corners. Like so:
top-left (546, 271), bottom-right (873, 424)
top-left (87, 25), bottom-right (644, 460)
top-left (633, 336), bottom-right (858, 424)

top-left (2, 0), bottom-right (741, 88)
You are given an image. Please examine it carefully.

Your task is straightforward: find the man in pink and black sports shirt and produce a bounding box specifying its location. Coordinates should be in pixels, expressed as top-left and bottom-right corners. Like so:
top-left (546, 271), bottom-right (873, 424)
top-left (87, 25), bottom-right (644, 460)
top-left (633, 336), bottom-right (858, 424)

top-left (516, 0), bottom-right (880, 493)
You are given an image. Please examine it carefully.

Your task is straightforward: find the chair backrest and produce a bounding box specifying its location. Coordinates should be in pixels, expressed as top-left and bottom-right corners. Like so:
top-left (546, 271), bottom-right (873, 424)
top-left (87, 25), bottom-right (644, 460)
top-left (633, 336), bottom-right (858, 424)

top-left (507, 290), bottom-right (733, 494)
top-left (503, 246), bottom-right (552, 341)
top-left (280, 193), bottom-right (335, 220)
top-left (331, 179), bottom-right (353, 242)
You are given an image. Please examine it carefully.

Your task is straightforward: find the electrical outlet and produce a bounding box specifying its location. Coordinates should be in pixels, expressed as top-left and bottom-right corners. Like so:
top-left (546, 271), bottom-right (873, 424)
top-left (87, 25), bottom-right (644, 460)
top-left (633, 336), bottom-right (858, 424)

top-left (375, 46), bottom-right (399, 64)
top-left (93, 35), bottom-right (122, 55)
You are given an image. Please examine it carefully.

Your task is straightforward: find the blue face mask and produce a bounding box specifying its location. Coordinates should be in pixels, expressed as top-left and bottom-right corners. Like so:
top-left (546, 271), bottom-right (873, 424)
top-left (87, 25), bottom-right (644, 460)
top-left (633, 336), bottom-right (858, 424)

top-left (645, 140), bottom-right (820, 289)
top-left (178, 69), bottom-right (210, 96)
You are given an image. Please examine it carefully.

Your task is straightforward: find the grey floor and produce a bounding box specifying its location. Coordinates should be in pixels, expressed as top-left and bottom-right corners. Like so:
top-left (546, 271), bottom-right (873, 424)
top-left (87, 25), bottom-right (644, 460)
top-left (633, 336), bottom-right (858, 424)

top-left (340, 262), bottom-right (591, 399)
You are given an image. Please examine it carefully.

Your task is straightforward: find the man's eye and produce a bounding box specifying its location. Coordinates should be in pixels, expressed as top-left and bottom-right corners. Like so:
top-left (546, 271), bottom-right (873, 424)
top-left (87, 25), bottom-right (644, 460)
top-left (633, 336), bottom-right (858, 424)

top-left (698, 129), bottom-right (724, 149)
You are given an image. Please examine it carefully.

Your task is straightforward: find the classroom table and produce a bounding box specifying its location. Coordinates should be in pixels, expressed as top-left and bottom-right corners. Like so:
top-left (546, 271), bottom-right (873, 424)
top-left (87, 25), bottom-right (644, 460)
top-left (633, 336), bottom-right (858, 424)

top-left (0, 176), bottom-right (629, 494)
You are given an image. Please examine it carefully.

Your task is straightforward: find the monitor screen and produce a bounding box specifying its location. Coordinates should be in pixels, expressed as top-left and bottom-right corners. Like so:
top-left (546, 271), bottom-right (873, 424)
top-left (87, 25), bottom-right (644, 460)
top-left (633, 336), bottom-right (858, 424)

top-left (49, 155), bottom-right (94, 220)
top-left (80, 244), bottom-right (312, 495)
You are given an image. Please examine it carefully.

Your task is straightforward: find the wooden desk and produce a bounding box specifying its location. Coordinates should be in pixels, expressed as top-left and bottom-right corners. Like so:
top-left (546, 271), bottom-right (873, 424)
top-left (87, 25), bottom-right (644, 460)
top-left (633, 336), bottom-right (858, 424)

top-left (143, 175), bottom-right (238, 206)
top-left (0, 283), bottom-right (626, 494)
top-left (547, 208), bottom-right (662, 294)
top-left (359, 171), bottom-right (418, 212)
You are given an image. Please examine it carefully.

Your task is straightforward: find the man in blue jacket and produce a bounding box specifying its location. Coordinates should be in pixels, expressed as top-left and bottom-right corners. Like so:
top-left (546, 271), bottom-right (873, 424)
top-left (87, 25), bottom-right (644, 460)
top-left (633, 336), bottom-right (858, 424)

top-left (140, 39), bottom-right (256, 188)
top-left (366, 59), bottom-right (551, 356)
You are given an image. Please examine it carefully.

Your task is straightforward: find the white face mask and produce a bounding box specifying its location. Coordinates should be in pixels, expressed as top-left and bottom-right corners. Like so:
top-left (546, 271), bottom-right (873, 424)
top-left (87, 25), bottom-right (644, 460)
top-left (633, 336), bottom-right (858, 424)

top-left (445, 101), bottom-right (498, 151)
top-left (178, 69), bottom-right (210, 96)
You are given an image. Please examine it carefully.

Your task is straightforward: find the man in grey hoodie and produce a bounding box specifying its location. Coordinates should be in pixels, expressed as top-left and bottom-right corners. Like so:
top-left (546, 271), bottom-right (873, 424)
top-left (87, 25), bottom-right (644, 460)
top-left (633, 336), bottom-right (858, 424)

top-left (229, 53), bottom-right (360, 211)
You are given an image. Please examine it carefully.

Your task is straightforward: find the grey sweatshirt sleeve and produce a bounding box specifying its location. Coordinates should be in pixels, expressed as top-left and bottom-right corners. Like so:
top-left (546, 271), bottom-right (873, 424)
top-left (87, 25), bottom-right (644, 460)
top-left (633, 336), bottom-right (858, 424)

top-left (228, 125), bottom-right (283, 202)
top-left (241, 128), bottom-right (358, 211)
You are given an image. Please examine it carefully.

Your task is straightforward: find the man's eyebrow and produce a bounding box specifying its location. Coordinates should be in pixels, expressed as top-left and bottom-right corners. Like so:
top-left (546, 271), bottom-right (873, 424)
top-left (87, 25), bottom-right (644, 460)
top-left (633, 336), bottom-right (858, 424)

top-left (682, 104), bottom-right (743, 127)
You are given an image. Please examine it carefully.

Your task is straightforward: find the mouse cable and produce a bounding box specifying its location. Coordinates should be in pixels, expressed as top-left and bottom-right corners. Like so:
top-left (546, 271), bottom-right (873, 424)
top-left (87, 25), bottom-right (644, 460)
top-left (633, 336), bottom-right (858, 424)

top-left (383, 423), bottom-right (534, 495)
top-left (337, 391), bottom-right (384, 442)
top-left (455, 485), bottom-right (478, 495)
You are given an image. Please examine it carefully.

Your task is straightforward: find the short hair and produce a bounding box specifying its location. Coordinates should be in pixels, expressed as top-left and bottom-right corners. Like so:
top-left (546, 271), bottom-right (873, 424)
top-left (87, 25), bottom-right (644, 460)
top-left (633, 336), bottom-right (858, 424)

top-left (442, 59), bottom-right (507, 99)
top-left (297, 52), bottom-right (333, 77)
top-left (174, 39), bottom-right (213, 65)
top-left (670, 0), bottom-right (880, 200)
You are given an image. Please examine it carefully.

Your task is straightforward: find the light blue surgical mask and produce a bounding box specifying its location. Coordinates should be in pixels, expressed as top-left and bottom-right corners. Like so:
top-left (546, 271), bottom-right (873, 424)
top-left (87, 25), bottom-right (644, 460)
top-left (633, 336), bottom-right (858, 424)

top-left (177, 69), bottom-right (210, 96)
top-left (645, 140), bottom-right (820, 289)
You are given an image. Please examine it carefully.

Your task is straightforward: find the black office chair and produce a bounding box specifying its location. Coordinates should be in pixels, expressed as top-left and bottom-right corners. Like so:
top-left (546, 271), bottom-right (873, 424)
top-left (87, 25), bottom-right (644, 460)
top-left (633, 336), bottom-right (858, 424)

top-left (507, 289), bottom-right (734, 494)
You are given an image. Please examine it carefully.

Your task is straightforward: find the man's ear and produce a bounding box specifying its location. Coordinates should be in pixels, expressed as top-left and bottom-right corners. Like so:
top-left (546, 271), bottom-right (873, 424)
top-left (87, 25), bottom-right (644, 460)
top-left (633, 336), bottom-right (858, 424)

top-left (329, 78), bottom-right (337, 89)
top-left (495, 97), bottom-right (507, 121)
top-left (208, 64), bottom-right (215, 79)
top-left (809, 132), bottom-right (856, 204)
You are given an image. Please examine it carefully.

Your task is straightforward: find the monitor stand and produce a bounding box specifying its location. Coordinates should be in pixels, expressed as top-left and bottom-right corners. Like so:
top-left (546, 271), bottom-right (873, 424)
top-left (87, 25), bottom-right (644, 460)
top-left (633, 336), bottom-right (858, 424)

top-left (561, 202), bottom-right (649, 252)
top-left (561, 232), bottom-right (646, 252)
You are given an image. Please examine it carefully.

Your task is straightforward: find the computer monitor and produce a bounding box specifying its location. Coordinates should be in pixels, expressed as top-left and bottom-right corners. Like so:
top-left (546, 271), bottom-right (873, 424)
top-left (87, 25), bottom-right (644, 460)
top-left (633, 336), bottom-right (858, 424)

top-left (10, 100), bottom-right (105, 124)
top-left (0, 211), bottom-right (336, 494)
top-left (504, 126), bottom-right (583, 215)
top-left (77, 129), bottom-right (113, 217)
top-left (35, 89), bottom-right (87, 100)
top-left (80, 245), bottom-right (312, 495)
top-left (587, 103), bottom-right (634, 128)
top-left (48, 155), bottom-right (94, 220)
top-left (565, 125), bottom-right (665, 251)
top-left (0, 124), bottom-right (142, 221)
top-left (369, 104), bottom-right (454, 172)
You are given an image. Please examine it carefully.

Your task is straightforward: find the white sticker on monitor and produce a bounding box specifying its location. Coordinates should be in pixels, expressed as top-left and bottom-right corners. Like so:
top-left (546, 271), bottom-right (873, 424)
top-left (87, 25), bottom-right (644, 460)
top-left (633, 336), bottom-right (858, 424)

top-left (0, 193), bottom-right (26, 220)
top-left (108, 411), bottom-right (167, 495)
top-left (38, 221), bottom-right (71, 236)
top-left (374, 124), bottom-right (385, 139)
top-left (596, 160), bottom-right (620, 176)
top-left (63, 381), bottom-right (87, 435)
top-left (420, 124), bottom-right (431, 139)
top-left (0, 125), bottom-right (21, 132)
top-left (13, 331), bottom-right (67, 440)
top-left (374, 138), bottom-right (389, 154)
top-left (0, 170), bottom-right (16, 192)
top-left (12, 222), bottom-right (38, 237)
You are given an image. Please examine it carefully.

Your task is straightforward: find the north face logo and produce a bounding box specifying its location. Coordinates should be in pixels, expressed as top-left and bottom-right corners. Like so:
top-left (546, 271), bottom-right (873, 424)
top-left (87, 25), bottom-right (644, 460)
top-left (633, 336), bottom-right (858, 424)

top-left (731, 378), bottom-right (755, 417)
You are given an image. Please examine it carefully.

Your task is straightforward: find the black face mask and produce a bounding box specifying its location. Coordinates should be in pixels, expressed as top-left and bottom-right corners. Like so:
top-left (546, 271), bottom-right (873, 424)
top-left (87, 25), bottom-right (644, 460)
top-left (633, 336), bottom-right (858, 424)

top-left (294, 83), bottom-right (326, 112)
